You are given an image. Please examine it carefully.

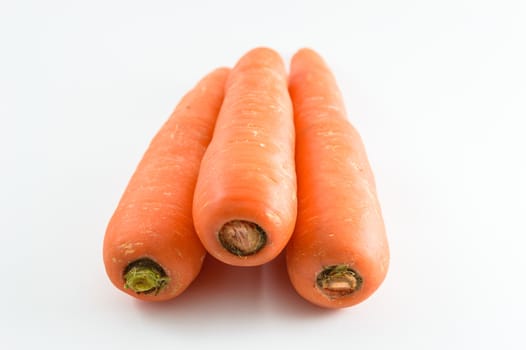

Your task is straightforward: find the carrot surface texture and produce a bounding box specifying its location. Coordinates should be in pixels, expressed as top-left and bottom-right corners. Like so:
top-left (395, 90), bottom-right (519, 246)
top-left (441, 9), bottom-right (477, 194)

top-left (103, 67), bottom-right (229, 301)
top-left (193, 47), bottom-right (297, 267)
top-left (286, 48), bottom-right (389, 309)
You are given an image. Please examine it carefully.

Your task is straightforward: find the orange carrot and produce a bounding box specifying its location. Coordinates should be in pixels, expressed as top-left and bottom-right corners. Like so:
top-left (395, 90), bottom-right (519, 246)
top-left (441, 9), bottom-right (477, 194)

top-left (193, 47), bottom-right (297, 267)
top-left (103, 67), bottom-right (230, 301)
top-left (286, 48), bottom-right (389, 308)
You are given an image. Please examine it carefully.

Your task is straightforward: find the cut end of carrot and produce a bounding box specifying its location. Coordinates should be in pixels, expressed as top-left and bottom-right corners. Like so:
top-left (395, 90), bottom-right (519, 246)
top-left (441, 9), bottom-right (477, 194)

top-left (316, 265), bottom-right (363, 299)
top-left (123, 258), bottom-right (170, 295)
top-left (217, 220), bottom-right (267, 256)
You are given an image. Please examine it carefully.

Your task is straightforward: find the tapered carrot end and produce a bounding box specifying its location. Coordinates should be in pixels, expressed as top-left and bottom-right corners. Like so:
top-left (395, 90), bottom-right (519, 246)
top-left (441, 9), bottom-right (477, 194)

top-left (193, 67), bottom-right (231, 93)
top-left (288, 47), bottom-right (345, 123)
top-left (209, 66), bottom-right (231, 78)
top-left (293, 47), bottom-right (323, 59)
top-left (230, 47), bottom-right (286, 78)
top-left (243, 46), bottom-right (282, 61)
top-left (290, 48), bottom-right (330, 73)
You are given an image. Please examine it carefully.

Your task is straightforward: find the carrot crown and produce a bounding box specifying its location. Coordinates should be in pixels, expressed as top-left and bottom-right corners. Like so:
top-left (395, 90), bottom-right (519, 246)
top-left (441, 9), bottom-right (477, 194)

top-left (123, 258), bottom-right (170, 295)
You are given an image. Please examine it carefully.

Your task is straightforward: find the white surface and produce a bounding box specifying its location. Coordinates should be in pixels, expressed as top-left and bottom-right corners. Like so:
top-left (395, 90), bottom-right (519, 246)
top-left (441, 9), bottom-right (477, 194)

top-left (1, 0), bottom-right (525, 348)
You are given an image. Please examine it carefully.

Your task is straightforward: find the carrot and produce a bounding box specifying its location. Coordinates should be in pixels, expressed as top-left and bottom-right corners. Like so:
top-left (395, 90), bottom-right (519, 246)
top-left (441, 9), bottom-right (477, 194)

top-left (286, 48), bottom-right (389, 308)
top-left (192, 47), bottom-right (297, 267)
top-left (103, 67), bottom-right (230, 301)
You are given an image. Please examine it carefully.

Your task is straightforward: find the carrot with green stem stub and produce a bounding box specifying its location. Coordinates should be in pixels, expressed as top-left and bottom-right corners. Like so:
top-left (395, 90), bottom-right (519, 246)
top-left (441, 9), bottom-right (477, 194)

top-left (193, 47), bottom-right (297, 267)
top-left (103, 67), bottom-right (229, 301)
top-left (286, 48), bottom-right (389, 309)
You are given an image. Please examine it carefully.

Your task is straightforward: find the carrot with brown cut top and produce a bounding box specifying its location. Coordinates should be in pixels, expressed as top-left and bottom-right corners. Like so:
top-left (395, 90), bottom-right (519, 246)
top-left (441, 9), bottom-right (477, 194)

top-left (286, 48), bottom-right (389, 308)
top-left (103, 67), bottom-right (229, 301)
top-left (193, 47), bottom-right (297, 267)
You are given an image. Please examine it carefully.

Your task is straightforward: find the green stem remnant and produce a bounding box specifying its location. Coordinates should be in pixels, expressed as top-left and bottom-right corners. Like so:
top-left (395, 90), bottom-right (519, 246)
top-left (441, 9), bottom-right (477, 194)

top-left (123, 258), bottom-right (169, 295)
top-left (218, 220), bottom-right (267, 256)
top-left (316, 264), bottom-right (363, 299)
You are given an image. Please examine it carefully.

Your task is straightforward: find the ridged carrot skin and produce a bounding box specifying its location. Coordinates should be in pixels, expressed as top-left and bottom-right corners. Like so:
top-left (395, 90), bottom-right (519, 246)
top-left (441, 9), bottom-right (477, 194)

top-left (103, 68), bottom-right (230, 301)
top-left (193, 47), bottom-right (297, 267)
top-left (286, 49), bottom-right (389, 309)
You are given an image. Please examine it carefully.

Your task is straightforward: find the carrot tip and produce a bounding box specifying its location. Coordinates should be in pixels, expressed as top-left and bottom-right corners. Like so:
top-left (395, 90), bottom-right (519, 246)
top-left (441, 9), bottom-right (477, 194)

top-left (217, 220), bottom-right (267, 257)
top-left (316, 265), bottom-right (363, 299)
top-left (123, 258), bottom-right (170, 295)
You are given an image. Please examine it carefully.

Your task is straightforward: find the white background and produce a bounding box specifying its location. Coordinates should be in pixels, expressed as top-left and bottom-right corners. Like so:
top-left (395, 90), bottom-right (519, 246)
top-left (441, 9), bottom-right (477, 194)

top-left (1, 0), bottom-right (525, 348)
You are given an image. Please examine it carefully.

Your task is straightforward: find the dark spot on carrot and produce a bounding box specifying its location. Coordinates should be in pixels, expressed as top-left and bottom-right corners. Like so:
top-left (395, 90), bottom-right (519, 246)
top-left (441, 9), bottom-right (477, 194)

top-left (218, 220), bottom-right (267, 256)
top-left (316, 264), bottom-right (362, 299)
top-left (123, 258), bottom-right (170, 295)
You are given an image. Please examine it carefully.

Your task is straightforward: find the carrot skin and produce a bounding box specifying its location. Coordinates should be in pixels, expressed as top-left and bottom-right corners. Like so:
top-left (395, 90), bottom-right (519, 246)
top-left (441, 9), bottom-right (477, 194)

top-left (103, 67), bottom-right (230, 301)
top-left (286, 48), bottom-right (389, 308)
top-left (193, 47), bottom-right (297, 267)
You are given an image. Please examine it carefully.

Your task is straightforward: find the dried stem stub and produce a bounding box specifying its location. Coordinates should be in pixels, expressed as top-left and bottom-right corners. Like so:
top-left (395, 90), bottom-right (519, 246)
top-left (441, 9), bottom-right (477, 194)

top-left (123, 258), bottom-right (169, 295)
top-left (316, 264), bottom-right (363, 298)
top-left (218, 220), bottom-right (267, 256)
